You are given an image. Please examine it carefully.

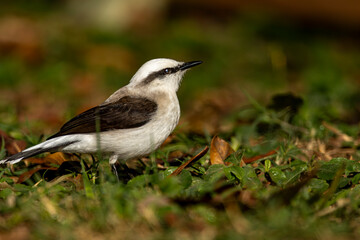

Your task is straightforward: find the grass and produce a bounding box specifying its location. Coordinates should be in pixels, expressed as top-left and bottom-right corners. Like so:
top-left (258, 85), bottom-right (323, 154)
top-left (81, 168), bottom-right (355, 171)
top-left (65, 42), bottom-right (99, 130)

top-left (1, 3), bottom-right (360, 239)
top-left (1, 98), bottom-right (360, 239)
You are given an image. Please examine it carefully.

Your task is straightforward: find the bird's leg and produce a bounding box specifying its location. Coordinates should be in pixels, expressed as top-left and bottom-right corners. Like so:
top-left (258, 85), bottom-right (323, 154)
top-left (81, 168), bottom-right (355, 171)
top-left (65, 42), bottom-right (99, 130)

top-left (109, 155), bottom-right (120, 182)
top-left (111, 163), bottom-right (120, 182)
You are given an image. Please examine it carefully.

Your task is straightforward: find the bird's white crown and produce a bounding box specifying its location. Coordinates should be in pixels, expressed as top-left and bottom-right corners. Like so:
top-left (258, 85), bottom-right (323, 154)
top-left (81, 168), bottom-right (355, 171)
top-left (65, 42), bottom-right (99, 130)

top-left (129, 58), bottom-right (184, 91)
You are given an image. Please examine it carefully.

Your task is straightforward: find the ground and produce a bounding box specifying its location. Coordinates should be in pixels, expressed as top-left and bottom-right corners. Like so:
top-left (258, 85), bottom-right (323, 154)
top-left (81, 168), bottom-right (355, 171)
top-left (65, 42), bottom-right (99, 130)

top-left (1, 2), bottom-right (360, 239)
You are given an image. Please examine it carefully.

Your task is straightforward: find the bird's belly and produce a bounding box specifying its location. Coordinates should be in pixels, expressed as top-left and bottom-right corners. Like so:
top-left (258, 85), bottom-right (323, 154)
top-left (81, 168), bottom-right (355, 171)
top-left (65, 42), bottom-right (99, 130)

top-left (104, 113), bottom-right (179, 159)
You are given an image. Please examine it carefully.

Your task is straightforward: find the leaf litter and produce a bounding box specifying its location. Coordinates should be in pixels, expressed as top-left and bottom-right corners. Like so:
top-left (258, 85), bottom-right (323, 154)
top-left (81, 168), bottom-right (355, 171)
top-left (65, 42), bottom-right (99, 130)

top-left (1, 89), bottom-right (360, 239)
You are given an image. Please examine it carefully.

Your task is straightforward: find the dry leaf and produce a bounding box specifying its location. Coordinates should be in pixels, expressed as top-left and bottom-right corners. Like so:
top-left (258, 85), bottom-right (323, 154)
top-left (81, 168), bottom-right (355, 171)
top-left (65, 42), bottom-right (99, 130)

top-left (210, 136), bottom-right (234, 165)
top-left (24, 152), bottom-right (73, 166)
top-left (0, 130), bottom-right (27, 155)
top-left (17, 160), bottom-right (82, 184)
top-left (42, 152), bottom-right (68, 165)
top-left (17, 165), bottom-right (57, 184)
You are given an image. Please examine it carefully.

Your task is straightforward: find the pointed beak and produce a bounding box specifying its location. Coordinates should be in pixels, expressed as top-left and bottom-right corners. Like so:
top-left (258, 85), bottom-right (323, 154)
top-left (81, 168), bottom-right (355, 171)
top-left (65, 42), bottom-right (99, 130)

top-left (179, 60), bottom-right (203, 71)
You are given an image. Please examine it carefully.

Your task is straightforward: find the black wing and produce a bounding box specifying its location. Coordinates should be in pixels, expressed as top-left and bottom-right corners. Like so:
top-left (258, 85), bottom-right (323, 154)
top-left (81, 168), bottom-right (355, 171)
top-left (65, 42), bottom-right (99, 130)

top-left (48, 96), bottom-right (157, 139)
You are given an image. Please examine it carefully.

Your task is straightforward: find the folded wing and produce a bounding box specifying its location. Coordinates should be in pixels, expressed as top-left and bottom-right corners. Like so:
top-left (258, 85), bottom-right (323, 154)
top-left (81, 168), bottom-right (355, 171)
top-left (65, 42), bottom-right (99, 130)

top-left (48, 96), bottom-right (157, 139)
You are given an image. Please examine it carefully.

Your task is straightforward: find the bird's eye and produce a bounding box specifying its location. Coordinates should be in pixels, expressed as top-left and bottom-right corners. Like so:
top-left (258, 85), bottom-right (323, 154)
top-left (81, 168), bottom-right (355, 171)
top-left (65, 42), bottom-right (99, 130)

top-left (164, 68), bottom-right (170, 74)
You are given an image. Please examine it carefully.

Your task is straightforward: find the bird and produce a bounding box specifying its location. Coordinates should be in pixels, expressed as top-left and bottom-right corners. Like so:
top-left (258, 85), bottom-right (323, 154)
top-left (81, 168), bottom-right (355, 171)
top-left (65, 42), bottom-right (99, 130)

top-left (0, 58), bottom-right (202, 177)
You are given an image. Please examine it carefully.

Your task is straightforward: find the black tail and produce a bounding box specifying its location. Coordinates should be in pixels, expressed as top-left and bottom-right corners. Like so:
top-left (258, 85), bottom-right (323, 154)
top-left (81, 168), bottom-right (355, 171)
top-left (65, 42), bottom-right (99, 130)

top-left (1, 148), bottom-right (50, 164)
top-left (0, 140), bottom-right (78, 165)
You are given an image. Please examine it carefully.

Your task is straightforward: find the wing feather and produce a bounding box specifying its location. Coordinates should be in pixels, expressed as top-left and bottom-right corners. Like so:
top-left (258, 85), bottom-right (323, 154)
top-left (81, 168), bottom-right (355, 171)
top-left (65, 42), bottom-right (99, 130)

top-left (48, 96), bottom-right (157, 139)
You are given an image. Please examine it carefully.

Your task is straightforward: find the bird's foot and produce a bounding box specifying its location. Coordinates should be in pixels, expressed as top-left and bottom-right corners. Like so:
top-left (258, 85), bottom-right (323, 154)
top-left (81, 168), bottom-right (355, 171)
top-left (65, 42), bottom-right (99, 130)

top-left (110, 163), bottom-right (120, 182)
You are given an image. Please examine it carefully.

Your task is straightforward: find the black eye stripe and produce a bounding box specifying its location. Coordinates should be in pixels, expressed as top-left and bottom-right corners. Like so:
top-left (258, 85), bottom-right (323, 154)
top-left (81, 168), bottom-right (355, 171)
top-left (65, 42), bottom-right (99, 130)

top-left (142, 66), bottom-right (181, 85)
top-left (160, 67), bottom-right (178, 75)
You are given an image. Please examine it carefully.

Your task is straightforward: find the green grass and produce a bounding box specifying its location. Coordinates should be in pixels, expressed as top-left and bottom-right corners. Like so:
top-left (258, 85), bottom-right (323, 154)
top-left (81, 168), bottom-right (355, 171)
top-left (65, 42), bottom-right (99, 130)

top-left (1, 3), bottom-right (360, 239)
top-left (1, 98), bottom-right (360, 239)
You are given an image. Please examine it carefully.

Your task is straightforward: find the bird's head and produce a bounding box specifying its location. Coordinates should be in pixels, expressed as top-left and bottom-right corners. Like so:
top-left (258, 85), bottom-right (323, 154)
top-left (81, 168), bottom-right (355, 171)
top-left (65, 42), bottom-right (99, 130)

top-left (129, 58), bottom-right (202, 92)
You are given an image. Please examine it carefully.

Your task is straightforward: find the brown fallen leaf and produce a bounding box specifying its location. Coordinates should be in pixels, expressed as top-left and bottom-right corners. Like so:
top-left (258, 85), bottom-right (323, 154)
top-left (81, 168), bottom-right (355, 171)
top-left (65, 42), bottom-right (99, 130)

top-left (0, 130), bottom-right (27, 155)
top-left (24, 152), bottom-right (75, 166)
top-left (42, 152), bottom-right (68, 165)
top-left (17, 165), bottom-right (57, 184)
top-left (210, 136), bottom-right (234, 165)
top-left (17, 160), bottom-right (83, 184)
top-left (170, 146), bottom-right (209, 177)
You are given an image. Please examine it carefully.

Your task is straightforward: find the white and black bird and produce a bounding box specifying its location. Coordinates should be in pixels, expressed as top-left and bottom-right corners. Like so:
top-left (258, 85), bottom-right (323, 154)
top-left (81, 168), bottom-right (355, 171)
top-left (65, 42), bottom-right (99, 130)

top-left (0, 58), bottom-right (202, 174)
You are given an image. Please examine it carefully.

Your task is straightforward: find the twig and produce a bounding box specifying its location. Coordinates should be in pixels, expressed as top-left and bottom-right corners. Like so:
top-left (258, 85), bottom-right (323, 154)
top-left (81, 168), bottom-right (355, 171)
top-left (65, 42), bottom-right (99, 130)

top-left (170, 146), bottom-right (209, 177)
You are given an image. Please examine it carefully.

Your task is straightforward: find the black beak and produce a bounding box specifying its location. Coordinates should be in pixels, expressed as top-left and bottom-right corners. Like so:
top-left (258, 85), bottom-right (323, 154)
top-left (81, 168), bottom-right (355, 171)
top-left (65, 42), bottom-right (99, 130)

top-left (179, 60), bottom-right (202, 71)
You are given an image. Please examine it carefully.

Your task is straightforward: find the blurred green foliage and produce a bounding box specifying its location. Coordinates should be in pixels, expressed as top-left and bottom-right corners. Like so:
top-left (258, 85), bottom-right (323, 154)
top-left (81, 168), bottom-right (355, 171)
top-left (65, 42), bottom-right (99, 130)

top-left (1, 1), bottom-right (360, 239)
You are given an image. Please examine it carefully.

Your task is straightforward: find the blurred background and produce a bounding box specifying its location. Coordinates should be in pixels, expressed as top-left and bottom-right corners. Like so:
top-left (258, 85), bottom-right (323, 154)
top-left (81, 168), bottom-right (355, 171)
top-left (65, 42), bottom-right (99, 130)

top-left (0, 0), bottom-right (360, 138)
